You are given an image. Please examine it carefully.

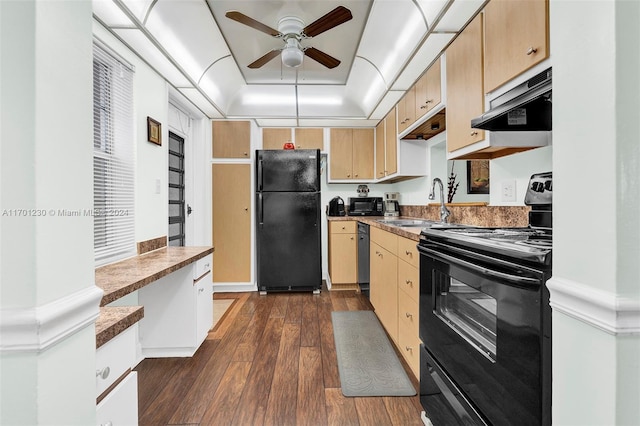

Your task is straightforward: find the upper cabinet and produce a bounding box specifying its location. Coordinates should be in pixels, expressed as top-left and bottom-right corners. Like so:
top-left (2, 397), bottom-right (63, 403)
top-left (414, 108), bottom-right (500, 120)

top-left (329, 128), bottom-right (374, 180)
top-left (445, 14), bottom-right (485, 153)
top-left (212, 121), bottom-right (251, 159)
top-left (397, 87), bottom-right (416, 134)
top-left (414, 57), bottom-right (442, 121)
top-left (262, 128), bottom-right (324, 150)
top-left (294, 128), bottom-right (324, 151)
top-left (262, 128), bottom-right (292, 150)
top-left (384, 110), bottom-right (398, 176)
top-left (483, 0), bottom-right (549, 94)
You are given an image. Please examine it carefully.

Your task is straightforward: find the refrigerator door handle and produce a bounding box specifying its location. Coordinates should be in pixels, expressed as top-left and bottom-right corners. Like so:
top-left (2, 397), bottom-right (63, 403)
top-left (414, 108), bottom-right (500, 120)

top-left (257, 193), bottom-right (263, 225)
top-left (257, 158), bottom-right (263, 191)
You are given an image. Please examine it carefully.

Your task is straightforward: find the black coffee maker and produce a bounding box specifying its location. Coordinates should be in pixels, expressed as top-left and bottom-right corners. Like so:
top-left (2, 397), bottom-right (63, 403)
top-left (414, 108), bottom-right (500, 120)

top-left (327, 196), bottom-right (346, 216)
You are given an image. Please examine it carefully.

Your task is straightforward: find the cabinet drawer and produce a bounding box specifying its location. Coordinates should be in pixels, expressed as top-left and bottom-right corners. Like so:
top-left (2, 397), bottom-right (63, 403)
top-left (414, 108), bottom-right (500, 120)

top-left (96, 325), bottom-right (136, 397)
top-left (398, 260), bottom-right (419, 302)
top-left (96, 371), bottom-right (138, 426)
top-left (330, 221), bottom-right (357, 234)
top-left (398, 237), bottom-right (419, 268)
top-left (398, 289), bottom-right (419, 338)
top-left (371, 227), bottom-right (398, 255)
top-left (398, 324), bottom-right (420, 379)
top-left (193, 254), bottom-right (213, 281)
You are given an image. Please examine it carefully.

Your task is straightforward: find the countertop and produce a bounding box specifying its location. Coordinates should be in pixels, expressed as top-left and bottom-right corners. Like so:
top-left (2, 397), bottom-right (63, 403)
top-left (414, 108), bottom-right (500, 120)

top-left (96, 246), bottom-right (214, 306)
top-left (95, 245), bottom-right (213, 348)
top-left (327, 216), bottom-right (426, 241)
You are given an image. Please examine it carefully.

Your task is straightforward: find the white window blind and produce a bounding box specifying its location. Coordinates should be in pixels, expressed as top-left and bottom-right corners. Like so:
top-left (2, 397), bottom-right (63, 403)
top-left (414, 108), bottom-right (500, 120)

top-left (93, 42), bottom-right (135, 265)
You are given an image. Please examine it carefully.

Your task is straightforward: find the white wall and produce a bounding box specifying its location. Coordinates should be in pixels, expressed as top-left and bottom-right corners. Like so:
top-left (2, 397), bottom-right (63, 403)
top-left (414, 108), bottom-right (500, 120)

top-left (0, 1), bottom-right (97, 424)
top-left (549, 0), bottom-right (640, 424)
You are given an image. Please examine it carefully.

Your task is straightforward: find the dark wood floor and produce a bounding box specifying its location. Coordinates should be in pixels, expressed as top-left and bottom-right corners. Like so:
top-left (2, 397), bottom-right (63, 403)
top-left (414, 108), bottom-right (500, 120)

top-left (134, 287), bottom-right (424, 425)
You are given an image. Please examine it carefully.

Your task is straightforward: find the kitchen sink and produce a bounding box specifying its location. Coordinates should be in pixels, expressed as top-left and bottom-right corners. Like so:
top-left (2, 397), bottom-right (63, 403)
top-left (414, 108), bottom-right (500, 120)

top-left (376, 219), bottom-right (443, 227)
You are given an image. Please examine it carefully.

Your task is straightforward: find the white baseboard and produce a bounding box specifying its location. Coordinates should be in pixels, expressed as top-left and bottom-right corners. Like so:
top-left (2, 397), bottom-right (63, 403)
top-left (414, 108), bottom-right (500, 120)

top-left (0, 286), bottom-right (103, 353)
top-left (546, 277), bottom-right (640, 335)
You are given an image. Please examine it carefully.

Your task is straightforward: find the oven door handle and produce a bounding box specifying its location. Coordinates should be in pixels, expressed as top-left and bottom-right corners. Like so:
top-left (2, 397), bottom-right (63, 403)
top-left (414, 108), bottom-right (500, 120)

top-left (418, 245), bottom-right (541, 287)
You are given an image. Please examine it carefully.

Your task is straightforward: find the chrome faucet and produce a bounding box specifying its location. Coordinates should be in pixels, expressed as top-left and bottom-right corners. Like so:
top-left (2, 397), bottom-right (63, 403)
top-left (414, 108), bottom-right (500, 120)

top-left (429, 178), bottom-right (451, 223)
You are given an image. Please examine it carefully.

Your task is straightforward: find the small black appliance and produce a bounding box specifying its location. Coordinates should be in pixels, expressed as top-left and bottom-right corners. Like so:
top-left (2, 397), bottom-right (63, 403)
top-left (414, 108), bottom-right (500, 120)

top-left (327, 196), bottom-right (346, 216)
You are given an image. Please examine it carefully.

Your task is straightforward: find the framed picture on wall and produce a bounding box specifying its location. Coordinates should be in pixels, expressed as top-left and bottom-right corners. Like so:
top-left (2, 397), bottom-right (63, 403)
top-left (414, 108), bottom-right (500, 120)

top-left (147, 116), bottom-right (161, 146)
top-left (467, 160), bottom-right (489, 194)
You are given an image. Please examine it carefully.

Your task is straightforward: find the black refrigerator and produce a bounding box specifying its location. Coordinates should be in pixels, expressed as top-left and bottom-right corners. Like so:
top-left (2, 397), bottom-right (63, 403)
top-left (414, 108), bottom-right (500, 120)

top-left (256, 149), bottom-right (322, 294)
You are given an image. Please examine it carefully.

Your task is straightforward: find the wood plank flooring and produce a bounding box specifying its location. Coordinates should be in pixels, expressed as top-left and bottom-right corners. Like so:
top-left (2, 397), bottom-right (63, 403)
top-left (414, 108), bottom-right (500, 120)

top-left (135, 288), bottom-right (424, 425)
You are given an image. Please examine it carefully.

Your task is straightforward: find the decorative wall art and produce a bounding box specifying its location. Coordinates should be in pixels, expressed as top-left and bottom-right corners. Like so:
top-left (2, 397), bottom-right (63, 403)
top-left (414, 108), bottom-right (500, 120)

top-left (147, 116), bottom-right (161, 146)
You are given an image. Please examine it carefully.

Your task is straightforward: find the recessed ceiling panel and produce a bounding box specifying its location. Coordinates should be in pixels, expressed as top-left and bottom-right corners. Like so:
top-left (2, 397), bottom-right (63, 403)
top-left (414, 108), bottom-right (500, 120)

top-left (207, 0), bottom-right (371, 85)
top-left (145, 0), bottom-right (230, 82)
top-left (198, 56), bottom-right (245, 111)
top-left (416, 0), bottom-right (452, 28)
top-left (178, 88), bottom-right (223, 118)
top-left (226, 85), bottom-right (297, 117)
top-left (298, 118), bottom-right (379, 127)
top-left (435, 0), bottom-right (486, 32)
top-left (112, 28), bottom-right (192, 87)
top-left (344, 57), bottom-right (387, 117)
top-left (119, 0), bottom-right (155, 23)
top-left (92, 0), bottom-right (135, 27)
top-left (370, 90), bottom-right (404, 120)
top-left (357, 0), bottom-right (427, 86)
top-left (391, 33), bottom-right (454, 90)
top-left (297, 85), bottom-right (364, 118)
top-left (255, 118), bottom-right (299, 127)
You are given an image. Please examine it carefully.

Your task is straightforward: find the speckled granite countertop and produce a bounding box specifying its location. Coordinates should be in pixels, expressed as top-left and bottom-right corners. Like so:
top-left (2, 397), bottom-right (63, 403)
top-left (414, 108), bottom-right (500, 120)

top-left (327, 216), bottom-right (424, 241)
top-left (96, 246), bottom-right (214, 306)
top-left (95, 306), bottom-right (144, 348)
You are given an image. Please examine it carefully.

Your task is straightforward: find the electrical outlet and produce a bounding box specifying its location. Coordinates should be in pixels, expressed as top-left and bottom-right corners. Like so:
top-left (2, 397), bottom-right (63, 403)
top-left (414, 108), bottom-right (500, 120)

top-left (501, 180), bottom-right (516, 202)
top-left (155, 178), bottom-right (161, 194)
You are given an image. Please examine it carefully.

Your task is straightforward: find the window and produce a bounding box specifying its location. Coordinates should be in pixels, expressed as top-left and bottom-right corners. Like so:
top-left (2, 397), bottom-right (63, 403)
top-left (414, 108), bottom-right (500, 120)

top-left (93, 42), bottom-right (135, 265)
top-left (168, 131), bottom-right (185, 246)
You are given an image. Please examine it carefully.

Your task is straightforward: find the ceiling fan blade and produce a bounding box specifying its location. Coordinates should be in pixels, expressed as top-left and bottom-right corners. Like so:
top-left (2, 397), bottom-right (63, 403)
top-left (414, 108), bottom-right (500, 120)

top-left (225, 11), bottom-right (281, 37)
top-left (304, 47), bottom-right (340, 69)
top-left (303, 6), bottom-right (353, 38)
top-left (248, 50), bottom-right (281, 69)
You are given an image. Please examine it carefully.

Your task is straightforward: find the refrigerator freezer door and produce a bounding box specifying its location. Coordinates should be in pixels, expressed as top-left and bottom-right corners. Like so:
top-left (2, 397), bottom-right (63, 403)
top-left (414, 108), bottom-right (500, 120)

top-left (256, 191), bottom-right (321, 291)
top-left (256, 149), bottom-right (320, 192)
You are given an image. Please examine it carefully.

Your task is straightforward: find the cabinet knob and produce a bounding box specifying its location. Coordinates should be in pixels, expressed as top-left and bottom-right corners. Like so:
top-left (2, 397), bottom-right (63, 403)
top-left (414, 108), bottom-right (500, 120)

top-left (350, 237), bottom-right (354, 240)
top-left (406, 312), bottom-right (413, 318)
top-left (425, 99), bottom-right (433, 104)
top-left (420, 105), bottom-right (427, 109)
top-left (347, 174), bottom-right (351, 177)
top-left (526, 47), bottom-right (538, 55)
top-left (405, 250), bottom-right (411, 256)
top-left (405, 346), bottom-right (413, 352)
top-left (244, 207), bottom-right (248, 212)
top-left (198, 288), bottom-right (204, 293)
top-left (470, 131), bottom-right (478, 136)
top-left (96, 366), bottom-right (110, 380)
top-left (243, 152), bottom-right (248, 156)
top-left (405, 279), bottom-right (412, 285)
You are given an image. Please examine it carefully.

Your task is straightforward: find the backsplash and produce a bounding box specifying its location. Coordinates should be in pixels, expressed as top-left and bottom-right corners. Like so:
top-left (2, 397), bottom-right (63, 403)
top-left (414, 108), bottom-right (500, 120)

top-left (400, 205), bottom-right (530, 227)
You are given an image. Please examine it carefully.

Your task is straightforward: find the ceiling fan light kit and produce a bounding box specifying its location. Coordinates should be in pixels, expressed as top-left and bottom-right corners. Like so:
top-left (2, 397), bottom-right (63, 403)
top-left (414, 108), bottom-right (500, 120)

top-left (225, 6), bottom-right (352, 70)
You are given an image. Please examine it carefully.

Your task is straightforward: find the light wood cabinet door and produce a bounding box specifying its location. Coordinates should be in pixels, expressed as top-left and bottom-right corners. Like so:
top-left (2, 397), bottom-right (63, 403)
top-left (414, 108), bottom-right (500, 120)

top-left (398, 87), bottom-right (416, 133)
top-left (484, 0), bottom-right (549, 93)
top-left (262, 128), bottom-right (292, 150)
top-left (329, 232), bottom-right (357, 284)
top-left (415, 57), bottom-right (442, 120)
top-left (295, 128), bottom-right (324, 150)
top-left (330, 128), bottom-right (353, 179)
top-left (384, 110), bottom-right (398, 175)
top-left (446, 14), bottom-right (485, 152)
top-left (212, 164), bottom-right (251, 282)
top-left (212, 121), bottom-right (251, 158)
top-left (375, 120), bottom-right (385, 179)
top-left (352, 128), bottom-right (374, 180)
top-left (370, 242), bottom-right (398, 342)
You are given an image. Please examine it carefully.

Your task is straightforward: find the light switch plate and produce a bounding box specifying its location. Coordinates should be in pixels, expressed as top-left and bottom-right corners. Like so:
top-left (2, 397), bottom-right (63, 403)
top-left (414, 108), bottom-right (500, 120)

top-left (501, 180), bottom-right (516, 202)
top-left (155, 178), bottom-right (161, 194)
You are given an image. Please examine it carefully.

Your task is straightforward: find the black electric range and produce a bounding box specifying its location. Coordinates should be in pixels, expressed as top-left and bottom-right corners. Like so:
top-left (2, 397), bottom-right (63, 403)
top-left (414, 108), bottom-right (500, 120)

top-left (418, 172), bottom-right (553, 426)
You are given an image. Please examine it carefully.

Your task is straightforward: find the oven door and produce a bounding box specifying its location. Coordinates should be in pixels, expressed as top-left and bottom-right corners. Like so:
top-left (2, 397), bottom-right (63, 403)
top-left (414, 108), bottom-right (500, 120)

top-left (418, 241), bottom-right (550, 426)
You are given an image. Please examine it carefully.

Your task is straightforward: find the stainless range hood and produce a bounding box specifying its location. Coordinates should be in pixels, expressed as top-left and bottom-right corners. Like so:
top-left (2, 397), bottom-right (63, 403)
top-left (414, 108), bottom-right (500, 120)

top-left (471, 68), bottom-right (552, 131)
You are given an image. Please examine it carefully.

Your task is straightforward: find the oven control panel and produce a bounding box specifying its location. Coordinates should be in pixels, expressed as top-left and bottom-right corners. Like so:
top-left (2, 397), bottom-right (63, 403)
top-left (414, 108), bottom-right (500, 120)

top-left (524, 172), bottom-right (552, 206)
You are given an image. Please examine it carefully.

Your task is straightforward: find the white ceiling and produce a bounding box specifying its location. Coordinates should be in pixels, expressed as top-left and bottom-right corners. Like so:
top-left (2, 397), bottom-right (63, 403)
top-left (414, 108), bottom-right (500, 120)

top-left (92, 0), bottom-right (487, 126)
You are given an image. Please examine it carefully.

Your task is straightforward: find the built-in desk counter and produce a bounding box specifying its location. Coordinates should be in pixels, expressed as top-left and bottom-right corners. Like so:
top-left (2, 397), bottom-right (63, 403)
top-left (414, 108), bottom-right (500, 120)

top-left (96, 246), bottom-right (214, 306)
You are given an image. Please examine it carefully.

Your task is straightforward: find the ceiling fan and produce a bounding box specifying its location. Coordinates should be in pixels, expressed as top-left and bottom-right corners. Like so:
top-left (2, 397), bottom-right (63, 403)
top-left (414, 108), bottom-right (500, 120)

top-left (225, 6), bottom-right (353, 69)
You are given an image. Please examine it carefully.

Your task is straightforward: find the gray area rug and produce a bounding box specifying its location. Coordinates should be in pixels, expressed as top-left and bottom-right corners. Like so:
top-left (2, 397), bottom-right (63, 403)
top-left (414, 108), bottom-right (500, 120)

top-left (332, 311), bottom-right (416, 397)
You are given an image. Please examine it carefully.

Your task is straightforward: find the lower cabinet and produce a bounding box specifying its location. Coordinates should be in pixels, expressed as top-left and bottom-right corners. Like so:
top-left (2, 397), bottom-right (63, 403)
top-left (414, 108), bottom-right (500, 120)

top-left (139, 255), bottom-right (213, 357)
top-left (328, 221), bottom-right (358, 285)
top-left (370, 226), bottom-right (421, 377)
top-left (96, 371), bottom-right (138, 426)
top-left (96, 326), bottom-right (138, 425)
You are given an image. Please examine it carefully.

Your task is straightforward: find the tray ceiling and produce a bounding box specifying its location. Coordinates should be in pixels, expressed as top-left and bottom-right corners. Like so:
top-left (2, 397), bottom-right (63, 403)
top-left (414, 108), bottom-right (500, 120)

top-left (92, 0), bottom-right (487, 126)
